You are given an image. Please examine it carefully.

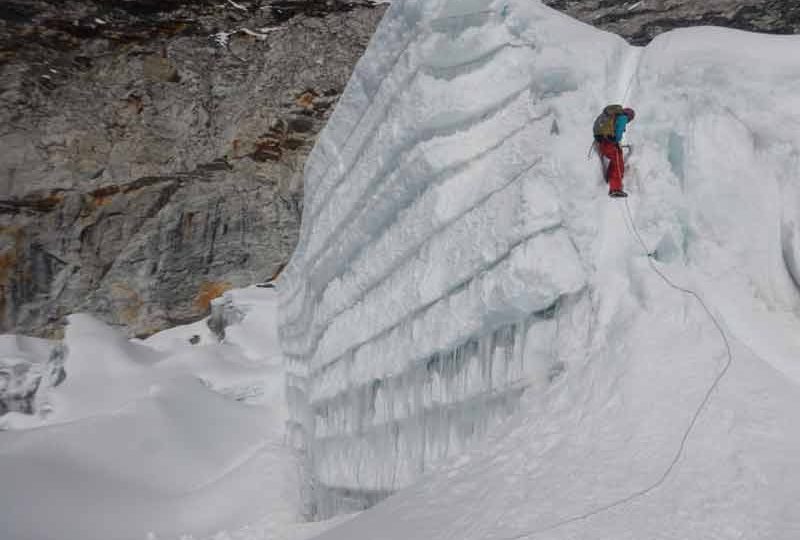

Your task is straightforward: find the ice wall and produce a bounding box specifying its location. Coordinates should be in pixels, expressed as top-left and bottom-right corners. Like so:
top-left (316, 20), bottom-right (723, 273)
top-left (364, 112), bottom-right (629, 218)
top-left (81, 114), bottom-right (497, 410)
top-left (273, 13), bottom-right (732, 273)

top-left (0, 335), bottom-right (64, 418)
top-left (277, 0), bottom-right (633, 516)
top-left (279, 0), bottom-right (800, 520)
top-left (305, 4), bottom-right (800, 535)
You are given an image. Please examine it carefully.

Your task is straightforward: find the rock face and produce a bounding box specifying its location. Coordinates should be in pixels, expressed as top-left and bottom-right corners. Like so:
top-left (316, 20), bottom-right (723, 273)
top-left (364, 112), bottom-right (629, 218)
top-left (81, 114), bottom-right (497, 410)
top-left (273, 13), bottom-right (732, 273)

top-left (542, 0), bottom-right (800, 45)
top-left (0, 0), bottom-right (386, 337)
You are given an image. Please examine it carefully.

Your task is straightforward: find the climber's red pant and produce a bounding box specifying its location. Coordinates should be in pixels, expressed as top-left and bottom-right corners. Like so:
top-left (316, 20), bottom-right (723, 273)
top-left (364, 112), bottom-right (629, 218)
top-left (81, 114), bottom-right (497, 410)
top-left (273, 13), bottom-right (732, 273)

top-left (598, 140), bottom-right (624, 192)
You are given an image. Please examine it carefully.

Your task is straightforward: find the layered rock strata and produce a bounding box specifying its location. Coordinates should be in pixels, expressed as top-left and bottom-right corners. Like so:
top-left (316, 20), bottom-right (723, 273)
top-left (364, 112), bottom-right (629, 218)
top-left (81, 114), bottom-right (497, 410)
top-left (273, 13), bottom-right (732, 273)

top-left (543, 0), bottom-right (800, 45)
top-left (0, 0), bottom-right (386, 337)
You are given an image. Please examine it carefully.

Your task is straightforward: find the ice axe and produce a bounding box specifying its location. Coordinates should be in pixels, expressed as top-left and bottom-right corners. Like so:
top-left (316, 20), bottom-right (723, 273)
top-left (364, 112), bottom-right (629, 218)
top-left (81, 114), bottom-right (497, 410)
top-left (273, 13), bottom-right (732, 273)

top-left (621, 144), bottom-right (634, 158)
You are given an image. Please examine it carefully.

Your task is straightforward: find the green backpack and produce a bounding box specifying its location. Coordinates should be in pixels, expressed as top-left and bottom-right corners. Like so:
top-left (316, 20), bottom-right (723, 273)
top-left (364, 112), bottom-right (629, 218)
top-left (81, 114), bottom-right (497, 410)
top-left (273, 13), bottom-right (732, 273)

top-left (593, 104), bottom-right (624, 140)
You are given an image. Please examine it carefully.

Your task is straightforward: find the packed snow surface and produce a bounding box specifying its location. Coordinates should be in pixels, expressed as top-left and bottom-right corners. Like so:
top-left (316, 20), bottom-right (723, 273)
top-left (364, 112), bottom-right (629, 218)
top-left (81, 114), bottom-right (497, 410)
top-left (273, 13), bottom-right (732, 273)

top-left (0, 289), bottom-right (344, 540)
top-left (278, 0), bottom-right (800, 536)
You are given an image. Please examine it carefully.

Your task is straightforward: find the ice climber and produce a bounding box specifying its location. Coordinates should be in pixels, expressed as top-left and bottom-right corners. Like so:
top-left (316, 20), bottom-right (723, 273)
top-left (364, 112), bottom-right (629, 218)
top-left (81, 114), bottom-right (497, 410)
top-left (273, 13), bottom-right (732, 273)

top-left (593, 105), bottom-right (635, 198)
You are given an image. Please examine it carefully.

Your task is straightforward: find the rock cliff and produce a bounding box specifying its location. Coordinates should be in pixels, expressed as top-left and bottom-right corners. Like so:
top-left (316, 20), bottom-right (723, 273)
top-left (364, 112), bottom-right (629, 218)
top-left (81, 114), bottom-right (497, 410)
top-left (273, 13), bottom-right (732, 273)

top-left (543, 0), bottom-right (800, 45)
top-left (0, 0), bottom-right (386, 337)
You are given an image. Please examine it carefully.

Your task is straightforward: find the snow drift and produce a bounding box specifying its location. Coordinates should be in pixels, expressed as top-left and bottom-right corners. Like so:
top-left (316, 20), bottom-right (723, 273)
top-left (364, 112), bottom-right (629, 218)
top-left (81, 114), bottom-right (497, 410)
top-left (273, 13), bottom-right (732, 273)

top-left (0, 289), bottom-right (306, 540)
top-left (279, 0), bottom-right (800, 536)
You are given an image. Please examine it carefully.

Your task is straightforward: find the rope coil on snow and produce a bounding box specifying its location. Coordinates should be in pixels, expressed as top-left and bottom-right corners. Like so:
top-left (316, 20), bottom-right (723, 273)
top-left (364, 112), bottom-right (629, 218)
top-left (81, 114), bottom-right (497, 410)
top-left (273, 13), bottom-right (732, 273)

top-left (491, 200), bottom-right (735, 540)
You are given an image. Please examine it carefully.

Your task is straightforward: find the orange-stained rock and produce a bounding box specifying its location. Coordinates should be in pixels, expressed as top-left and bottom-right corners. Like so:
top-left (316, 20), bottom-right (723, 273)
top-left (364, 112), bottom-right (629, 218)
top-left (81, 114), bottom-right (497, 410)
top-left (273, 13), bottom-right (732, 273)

top-left (194, 281), bottom-right (233, 312)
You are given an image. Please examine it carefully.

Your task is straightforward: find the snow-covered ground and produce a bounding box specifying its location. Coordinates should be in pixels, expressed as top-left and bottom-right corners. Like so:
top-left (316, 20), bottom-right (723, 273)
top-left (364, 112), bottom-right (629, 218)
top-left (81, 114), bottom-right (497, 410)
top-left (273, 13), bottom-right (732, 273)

top-left (3, 0), bottom-right (800, 539)
top-left (0, 288), bottom-right (346, 540)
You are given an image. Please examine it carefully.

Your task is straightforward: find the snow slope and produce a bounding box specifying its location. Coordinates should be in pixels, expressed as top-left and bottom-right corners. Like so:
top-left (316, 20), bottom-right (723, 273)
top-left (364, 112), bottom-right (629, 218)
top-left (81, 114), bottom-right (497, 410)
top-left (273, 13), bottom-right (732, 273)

top-left (0, 288), bottom-right (322, 540)
top-left (278, 0), bottom-right (800, 536)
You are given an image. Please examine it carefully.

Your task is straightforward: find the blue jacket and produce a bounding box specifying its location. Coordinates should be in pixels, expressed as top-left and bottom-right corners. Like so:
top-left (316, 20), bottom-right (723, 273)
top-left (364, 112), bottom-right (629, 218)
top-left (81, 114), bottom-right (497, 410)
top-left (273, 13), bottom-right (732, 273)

top-left (614, 115), bottom-right (629, 143)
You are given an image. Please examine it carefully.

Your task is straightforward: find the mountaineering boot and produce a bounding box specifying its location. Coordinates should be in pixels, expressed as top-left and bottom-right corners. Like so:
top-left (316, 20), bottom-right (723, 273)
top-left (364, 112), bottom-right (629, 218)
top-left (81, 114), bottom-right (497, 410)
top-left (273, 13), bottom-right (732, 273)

top-left (609, 190), bottom-right (628, 198)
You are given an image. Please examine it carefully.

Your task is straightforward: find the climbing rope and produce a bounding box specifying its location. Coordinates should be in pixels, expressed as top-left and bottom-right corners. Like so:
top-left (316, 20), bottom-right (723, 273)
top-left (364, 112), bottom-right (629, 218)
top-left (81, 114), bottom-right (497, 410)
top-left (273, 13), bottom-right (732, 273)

top-left (621, 71), bottom-right (637, 104)
top-left (489, 200), bottom-right (735, 540)
top-left (470, 8), bottom-right (731, 537)
top-left (618, 196), bottom-right (735, 491)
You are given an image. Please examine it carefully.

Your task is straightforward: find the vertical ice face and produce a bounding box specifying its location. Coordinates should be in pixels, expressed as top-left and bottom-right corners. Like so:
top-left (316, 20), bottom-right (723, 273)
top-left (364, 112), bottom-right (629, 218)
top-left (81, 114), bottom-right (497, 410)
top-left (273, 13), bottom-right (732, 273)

top-left (276, 0), bottom-right (632, 517)
top-left (301, 14), bottom-right (800, 537)
top-left (280, 0), bottom-right (800, 523)
top-left (0, 335), bottom-right (63, 417)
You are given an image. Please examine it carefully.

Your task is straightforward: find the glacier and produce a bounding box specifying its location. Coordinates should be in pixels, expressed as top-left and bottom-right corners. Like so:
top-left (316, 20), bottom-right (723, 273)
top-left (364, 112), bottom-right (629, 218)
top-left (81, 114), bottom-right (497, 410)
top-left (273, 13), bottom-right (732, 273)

top-left (278, 0), bottom-right (800, 535)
